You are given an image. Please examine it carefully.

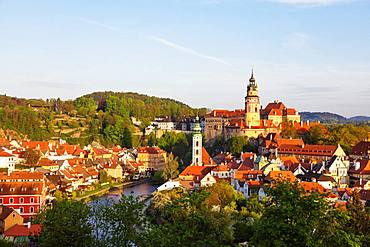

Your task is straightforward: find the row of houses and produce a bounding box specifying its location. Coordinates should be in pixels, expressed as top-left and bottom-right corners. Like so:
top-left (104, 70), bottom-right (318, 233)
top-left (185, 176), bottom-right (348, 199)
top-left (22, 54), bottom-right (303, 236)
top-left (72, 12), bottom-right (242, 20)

top-left (158, 126), bottom-right (370, 208)
top-left (0, 139), bottom-right (168, 220)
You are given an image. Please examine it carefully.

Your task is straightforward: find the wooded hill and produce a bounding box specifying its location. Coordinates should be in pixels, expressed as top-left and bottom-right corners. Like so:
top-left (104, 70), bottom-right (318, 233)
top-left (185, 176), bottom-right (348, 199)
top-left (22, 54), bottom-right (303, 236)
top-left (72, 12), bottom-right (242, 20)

top-left (0, 92), bottom-right (207, 146)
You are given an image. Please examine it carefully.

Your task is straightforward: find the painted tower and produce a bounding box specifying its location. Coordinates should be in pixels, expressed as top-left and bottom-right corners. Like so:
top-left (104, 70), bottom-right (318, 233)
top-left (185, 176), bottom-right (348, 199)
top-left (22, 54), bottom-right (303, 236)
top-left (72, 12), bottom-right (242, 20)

top-left (245, 69), bottom-right (261, 127)
top-left (192, 116), bottom-right (203, 166)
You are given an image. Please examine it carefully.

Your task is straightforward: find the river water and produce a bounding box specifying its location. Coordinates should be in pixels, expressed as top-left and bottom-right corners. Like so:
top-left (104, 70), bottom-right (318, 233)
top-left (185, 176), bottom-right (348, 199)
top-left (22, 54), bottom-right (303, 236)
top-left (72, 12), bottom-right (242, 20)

top-left (95, 182), bottom-right (159, 203)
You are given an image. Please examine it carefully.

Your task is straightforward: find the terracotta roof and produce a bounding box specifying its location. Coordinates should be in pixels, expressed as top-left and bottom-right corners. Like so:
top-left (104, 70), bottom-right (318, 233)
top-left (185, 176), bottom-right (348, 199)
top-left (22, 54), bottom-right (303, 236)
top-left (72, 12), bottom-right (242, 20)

top-left (0, 171), bottom-right (44, 181)
top-left (299, 182), bottom-right (326, 193)
top-left (4, 224), bottom-right (41, 237)
top-left (179, 166), bottom-right (213, 177)
top-left (241, 152), bottom-right (255, 160)
top-left (285, 108), bottom-right (297, 115)
top-left (0, 182), bottom-right (44, 195)
top-left (276, 138), bottom-right (304, 147)
top-left (202, 147), bottom-right (215, 165)
top-left (267, 171), bottom-right (296, 182)
top-left (278, 144), bottom-right (337, 157)
top-left (212, 165), bottom-right (230, 172)
top-left (263, 102), bottom-right (286, 113)
top-left (247, 180), bottom-right (263, 187)
top-left (349, 160), bottom-right (370, 175)
top-left (352, 141), bottom-right (370, 156)
top-left (0, 151), bottom-right (14, 157)
top-left (226, 161), bottom-right (239, 170)
top-left (138, 146), bottom-right (165, 154)
top-left (267, 109), bottom-right (283, 116)
top-left (207, 109), bottom-right (244, 118)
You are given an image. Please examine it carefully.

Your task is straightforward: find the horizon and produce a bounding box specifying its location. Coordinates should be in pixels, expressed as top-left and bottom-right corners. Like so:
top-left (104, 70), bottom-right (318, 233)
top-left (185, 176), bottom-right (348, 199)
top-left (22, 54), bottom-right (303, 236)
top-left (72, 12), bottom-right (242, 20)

top-left (1, 0), bottom-right (369, 116)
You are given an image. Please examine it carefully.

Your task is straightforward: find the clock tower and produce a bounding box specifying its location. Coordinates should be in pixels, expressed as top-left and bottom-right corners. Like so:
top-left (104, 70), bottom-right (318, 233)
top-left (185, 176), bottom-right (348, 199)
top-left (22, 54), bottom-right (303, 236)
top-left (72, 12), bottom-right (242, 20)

top-left (245, 69), bottom-right (261, 127)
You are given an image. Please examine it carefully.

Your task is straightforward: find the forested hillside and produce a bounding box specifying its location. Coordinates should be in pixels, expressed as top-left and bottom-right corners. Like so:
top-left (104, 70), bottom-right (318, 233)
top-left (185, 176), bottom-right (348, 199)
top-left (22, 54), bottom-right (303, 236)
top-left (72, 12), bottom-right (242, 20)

top-left (0, 92), bottom-right (207, 147)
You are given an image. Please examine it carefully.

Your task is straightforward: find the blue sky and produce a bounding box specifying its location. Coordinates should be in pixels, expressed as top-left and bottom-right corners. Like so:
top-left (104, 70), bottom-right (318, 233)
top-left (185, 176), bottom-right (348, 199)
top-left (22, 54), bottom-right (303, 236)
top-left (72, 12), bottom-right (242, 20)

top-left (0, 0), bottom-right (369, 116)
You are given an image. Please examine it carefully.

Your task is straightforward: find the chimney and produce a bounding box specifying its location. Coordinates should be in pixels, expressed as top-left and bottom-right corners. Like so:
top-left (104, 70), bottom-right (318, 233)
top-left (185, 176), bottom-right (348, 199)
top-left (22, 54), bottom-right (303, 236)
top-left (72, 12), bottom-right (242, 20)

top-left (300, 121), bottom-right (303, 127)
top-left (27, 221), bottom-right (31, 229)
top-left (355, 162), bottom-right (360, 170)
top-left (306, 120), bottom-right (309, 126)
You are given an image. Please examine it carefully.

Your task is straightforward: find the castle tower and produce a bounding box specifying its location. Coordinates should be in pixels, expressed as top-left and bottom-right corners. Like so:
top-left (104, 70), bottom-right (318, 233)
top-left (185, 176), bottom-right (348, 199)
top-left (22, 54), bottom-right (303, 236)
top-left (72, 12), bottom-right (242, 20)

top-left (192, 116), bottom-right (203, 166)
top-left (245, 69), bottom-right (261, 127)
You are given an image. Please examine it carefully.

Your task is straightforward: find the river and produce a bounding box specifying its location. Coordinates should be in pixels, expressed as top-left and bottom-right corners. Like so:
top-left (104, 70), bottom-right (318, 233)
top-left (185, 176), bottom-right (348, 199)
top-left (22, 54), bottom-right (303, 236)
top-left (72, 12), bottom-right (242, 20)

top-left (94, 181), bottom-right (159, 203)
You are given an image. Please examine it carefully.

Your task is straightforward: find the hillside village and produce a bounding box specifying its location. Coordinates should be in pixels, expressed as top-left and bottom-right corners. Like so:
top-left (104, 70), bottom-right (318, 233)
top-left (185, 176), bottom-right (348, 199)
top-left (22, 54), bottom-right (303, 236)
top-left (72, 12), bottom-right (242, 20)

top-left (0, 73), bottom-right (369, 244)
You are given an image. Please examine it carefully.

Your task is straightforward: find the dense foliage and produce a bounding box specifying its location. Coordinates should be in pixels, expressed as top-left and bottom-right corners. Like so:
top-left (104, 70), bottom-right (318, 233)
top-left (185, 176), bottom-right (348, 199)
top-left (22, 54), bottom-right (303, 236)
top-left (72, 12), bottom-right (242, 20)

top-left (0, 92), bottom-right (206, 147)
top-left (33, 181), bottom-right (369, 247)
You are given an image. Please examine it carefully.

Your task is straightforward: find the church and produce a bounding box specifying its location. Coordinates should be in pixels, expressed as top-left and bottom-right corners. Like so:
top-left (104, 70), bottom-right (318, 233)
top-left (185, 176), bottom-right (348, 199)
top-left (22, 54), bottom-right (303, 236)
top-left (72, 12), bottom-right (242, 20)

top-left (205, 71), bottom-right (304, 143)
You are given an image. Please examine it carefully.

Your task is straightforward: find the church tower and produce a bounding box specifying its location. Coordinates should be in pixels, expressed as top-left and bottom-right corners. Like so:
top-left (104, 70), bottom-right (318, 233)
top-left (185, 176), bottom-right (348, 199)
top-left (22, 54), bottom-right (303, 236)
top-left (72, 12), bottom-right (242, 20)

top-left (245, 69), bottom-right (261, 127)
top-left (192, 116), bottom-right (203, 166)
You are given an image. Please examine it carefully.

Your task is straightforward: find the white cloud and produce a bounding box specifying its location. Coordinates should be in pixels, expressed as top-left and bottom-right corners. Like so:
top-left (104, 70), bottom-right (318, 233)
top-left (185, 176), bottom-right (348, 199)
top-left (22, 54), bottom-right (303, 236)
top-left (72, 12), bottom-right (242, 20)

top-left (265, 0), bottom-right (357, 7)
top-left (76, 17), bottom-right (120, 31)
top-left (147, 36), bottom-right (232, 66)
top-left (75, 16), bottom-right (231, 66)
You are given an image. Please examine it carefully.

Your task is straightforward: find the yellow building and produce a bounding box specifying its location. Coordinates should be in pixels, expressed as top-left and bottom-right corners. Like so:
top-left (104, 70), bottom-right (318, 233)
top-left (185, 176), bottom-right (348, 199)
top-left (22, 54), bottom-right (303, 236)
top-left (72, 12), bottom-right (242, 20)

top-left (137, 146), bottom-right (167, 171)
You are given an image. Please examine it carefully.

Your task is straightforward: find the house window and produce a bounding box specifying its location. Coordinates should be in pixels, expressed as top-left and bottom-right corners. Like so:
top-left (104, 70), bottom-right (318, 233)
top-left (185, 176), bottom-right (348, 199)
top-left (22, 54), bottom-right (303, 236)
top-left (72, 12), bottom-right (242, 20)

top-left (20, 207), bottom-right (24, 213)
top-left (30, 207), bottom-right (34, 213)
top-left (20, 198), bottom-right (24, 203)
top-left (30, 198), bottom-right (34, 203)
top-left (9, 198), bottom-right (14, 204)
top-left (0, 198), bottom-right (2, 204)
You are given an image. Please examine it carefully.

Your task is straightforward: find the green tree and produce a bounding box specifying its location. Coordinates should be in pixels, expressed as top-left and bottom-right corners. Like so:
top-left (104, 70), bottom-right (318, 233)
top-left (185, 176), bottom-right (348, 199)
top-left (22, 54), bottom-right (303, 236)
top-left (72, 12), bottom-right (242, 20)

top-left (251, 181), bottom-right (361, 247)
top-left (38, 200), bottom-right (92, 247)
top-left (227, 136), bottom-right (248, 156)
top-left (121, 127), bottom-right (132, 148)
top-left (162, 153), bottom-right (179, 181)
top-left (93, 195), bottom-right (147, 247)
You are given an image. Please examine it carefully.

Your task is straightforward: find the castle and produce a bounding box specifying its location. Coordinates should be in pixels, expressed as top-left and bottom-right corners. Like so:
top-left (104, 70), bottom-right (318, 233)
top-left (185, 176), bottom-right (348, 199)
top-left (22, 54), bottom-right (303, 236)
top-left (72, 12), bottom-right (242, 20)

top-left (205, 71), bottom-right (306, 143)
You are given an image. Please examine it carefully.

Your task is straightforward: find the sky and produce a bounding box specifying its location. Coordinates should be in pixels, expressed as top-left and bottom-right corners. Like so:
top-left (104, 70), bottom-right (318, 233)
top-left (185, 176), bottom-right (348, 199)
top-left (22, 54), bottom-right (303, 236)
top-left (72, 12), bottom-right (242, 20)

top-left (0, 0), bottom-right (369, 117)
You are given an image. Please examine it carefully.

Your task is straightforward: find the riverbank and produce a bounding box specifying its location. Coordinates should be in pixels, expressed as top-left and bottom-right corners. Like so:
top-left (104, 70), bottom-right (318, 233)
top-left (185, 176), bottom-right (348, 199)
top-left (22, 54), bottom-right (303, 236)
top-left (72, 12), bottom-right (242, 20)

top-left (75, 178), bottom-right (153, 202)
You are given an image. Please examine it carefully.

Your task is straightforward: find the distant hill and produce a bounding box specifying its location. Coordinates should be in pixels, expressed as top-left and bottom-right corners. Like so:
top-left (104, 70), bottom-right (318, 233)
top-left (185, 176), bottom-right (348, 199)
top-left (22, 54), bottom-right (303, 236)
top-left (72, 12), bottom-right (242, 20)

top-left (300, 112), bottom-right (370, 124)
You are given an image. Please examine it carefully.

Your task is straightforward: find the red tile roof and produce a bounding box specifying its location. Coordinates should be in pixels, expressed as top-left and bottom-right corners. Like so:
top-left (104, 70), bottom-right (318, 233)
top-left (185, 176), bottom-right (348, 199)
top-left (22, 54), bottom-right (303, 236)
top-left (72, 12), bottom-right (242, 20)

top-left (299, 182), bottom-right (326, 193)
top-left (0, 151), bottom-right (14, 157)
top-left (202, 147), bottom-right (215, 165)
top-left (348, 160), bottom-right (370, 175)
top-left (180, 166), bottom-right (213, 177)
top-left (267, 171), bottom-right (296, 182)
top-left (0, 171), bottom-right (44, 181)
top-left (4, 224), bottom-right (41, 237)
top-left (352, 141), bottom-right (370, 157)
top-left (212, 165), bottom-right (229, 172)
top-left (207, 109), bottom-right (244, 118)
top-left (138, 146), bottom-right (165, 154)
top-left (278, 144), bottom-right (337, 157)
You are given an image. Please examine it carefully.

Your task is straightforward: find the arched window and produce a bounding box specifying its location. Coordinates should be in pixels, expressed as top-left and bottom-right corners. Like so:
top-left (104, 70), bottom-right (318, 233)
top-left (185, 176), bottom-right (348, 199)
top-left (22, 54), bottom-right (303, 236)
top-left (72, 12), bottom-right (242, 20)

top-left (20, 198), bottom-right (24, 203)
top-left (196, 141), bottom-right (199, 147)
top-left (30, 207), bottom-right (34, 213)
top-left (196, 150), bottom-right (199, 155)
top-left (196, 158), bottom-right (199, 164)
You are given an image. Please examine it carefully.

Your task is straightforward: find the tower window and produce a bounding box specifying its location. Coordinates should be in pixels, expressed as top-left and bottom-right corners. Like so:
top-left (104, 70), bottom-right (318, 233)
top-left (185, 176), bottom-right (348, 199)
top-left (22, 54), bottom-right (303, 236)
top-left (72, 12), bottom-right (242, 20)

top-left (196, 141), bottom-right (199, 147)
